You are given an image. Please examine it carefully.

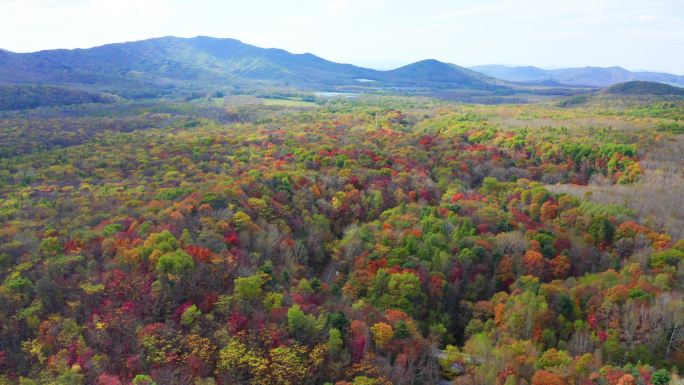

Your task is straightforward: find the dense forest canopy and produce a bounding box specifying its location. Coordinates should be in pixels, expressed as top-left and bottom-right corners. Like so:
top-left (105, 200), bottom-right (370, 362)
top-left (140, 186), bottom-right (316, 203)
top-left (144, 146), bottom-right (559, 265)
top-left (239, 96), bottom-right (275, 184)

top-left (0, 85), bottom-right (118, 111)
top-left (0, 95), bottom-right (683, 385)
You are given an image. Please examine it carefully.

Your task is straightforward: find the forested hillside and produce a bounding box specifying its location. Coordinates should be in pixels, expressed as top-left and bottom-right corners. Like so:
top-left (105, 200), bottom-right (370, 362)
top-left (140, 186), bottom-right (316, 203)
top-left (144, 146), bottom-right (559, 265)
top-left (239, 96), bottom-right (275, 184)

top-left (0, 96), bottom-right (682, 385)
top-left (603, 81), bottom-right (684, 96)
top-left (0, 85), bottom-right (117, 111)
top-left (0, 37), bottom-right (505, 98)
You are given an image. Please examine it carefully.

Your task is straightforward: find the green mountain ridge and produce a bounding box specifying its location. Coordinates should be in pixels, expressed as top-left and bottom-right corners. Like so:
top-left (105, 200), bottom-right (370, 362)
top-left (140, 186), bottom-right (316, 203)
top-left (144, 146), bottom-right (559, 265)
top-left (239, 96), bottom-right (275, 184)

top-left (2, 36), bottom-right (681, 103)
top-left (0, 36), bottom-right (504, 97)
top-left (381, 59), bottom-right (496, 89)
top-left (603, 80), bottom-right (684, 96)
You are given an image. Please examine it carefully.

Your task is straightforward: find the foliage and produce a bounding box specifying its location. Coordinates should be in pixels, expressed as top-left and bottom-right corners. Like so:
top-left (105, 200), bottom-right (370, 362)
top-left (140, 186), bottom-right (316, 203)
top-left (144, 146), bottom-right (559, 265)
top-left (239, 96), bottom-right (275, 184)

top-left (0, 97), bottom-right (681, 385)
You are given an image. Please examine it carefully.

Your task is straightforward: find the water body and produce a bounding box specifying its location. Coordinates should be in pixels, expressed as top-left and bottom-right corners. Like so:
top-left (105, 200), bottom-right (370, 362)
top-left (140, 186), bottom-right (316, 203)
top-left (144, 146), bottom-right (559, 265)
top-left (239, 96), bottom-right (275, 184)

top-left (314, 92), bottom-right (358, 98)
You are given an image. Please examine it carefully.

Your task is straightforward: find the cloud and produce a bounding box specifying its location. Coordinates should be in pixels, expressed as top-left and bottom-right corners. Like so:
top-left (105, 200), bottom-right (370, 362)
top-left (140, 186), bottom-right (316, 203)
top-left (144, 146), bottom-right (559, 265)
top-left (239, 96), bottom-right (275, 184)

top-left (0, 0), bottom-right (178, 51)
top-left (431, 0), bottom-right (681, 32)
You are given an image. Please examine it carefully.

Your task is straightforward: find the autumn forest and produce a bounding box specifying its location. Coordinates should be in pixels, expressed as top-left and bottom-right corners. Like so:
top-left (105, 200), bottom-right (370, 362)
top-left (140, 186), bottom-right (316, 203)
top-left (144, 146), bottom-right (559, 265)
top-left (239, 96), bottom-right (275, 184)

top-left (0, 91), bottom-right (682, 385)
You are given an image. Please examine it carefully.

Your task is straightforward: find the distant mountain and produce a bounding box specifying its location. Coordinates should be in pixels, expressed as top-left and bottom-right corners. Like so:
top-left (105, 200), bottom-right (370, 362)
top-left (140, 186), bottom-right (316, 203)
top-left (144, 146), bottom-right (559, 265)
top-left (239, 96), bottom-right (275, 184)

top-left (0, 36), bottom-right (503, 98)
top-left (471, 64), bottom-right (684, 87)
top-left (603, 81), bottom-right (684, 96)
top-left (381, 59), bottom-right (495, 89)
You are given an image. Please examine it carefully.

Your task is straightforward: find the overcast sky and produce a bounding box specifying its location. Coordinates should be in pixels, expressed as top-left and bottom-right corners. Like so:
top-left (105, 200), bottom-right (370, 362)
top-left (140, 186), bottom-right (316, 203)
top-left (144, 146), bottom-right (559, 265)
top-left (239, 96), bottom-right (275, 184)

top-left (1, 0), bottom-right (682, 74)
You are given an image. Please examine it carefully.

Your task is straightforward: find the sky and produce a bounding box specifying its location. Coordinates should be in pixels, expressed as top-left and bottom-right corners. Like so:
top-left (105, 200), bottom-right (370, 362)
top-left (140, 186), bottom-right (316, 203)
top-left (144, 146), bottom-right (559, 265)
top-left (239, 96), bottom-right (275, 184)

top-left (0, 0), bottom-right (683, 74)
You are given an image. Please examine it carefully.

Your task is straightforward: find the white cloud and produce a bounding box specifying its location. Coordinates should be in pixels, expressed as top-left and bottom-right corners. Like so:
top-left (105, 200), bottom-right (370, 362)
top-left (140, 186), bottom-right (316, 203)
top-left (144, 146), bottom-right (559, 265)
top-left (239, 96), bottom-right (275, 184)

top-left (0, 0), bottom-right (177, 51)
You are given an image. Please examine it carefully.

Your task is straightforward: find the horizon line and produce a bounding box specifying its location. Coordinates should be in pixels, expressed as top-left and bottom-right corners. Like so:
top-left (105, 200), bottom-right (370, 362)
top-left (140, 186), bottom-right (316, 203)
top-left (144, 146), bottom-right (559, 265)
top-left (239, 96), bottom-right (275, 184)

top-left (2, 35), bottom-right (683, 77)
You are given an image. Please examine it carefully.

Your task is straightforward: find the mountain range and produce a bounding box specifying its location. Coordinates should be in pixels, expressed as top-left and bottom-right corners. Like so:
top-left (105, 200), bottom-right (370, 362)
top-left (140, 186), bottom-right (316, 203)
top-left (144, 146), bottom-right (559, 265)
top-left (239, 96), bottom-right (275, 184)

top-left (0, 36), bottom-right (500, 98)
top-left (471, 64), bottom-right (684, 88)
top-left (0, 36), bottom-right (682, 100)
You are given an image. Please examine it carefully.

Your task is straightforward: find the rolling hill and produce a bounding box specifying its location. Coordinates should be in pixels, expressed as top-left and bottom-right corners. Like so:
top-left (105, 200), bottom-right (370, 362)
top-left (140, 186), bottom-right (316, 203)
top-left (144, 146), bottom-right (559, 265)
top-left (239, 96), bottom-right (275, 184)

top-left (381, 59), bottom-right (496, 89)
top-left (557, 80), bottom-right (684, 107)
top-left (602, 80), bottom-right (684, 96)
top-left (472, 64), bottom-right (684, 87)
top-left (0, 36), bottom-right (504, 98)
